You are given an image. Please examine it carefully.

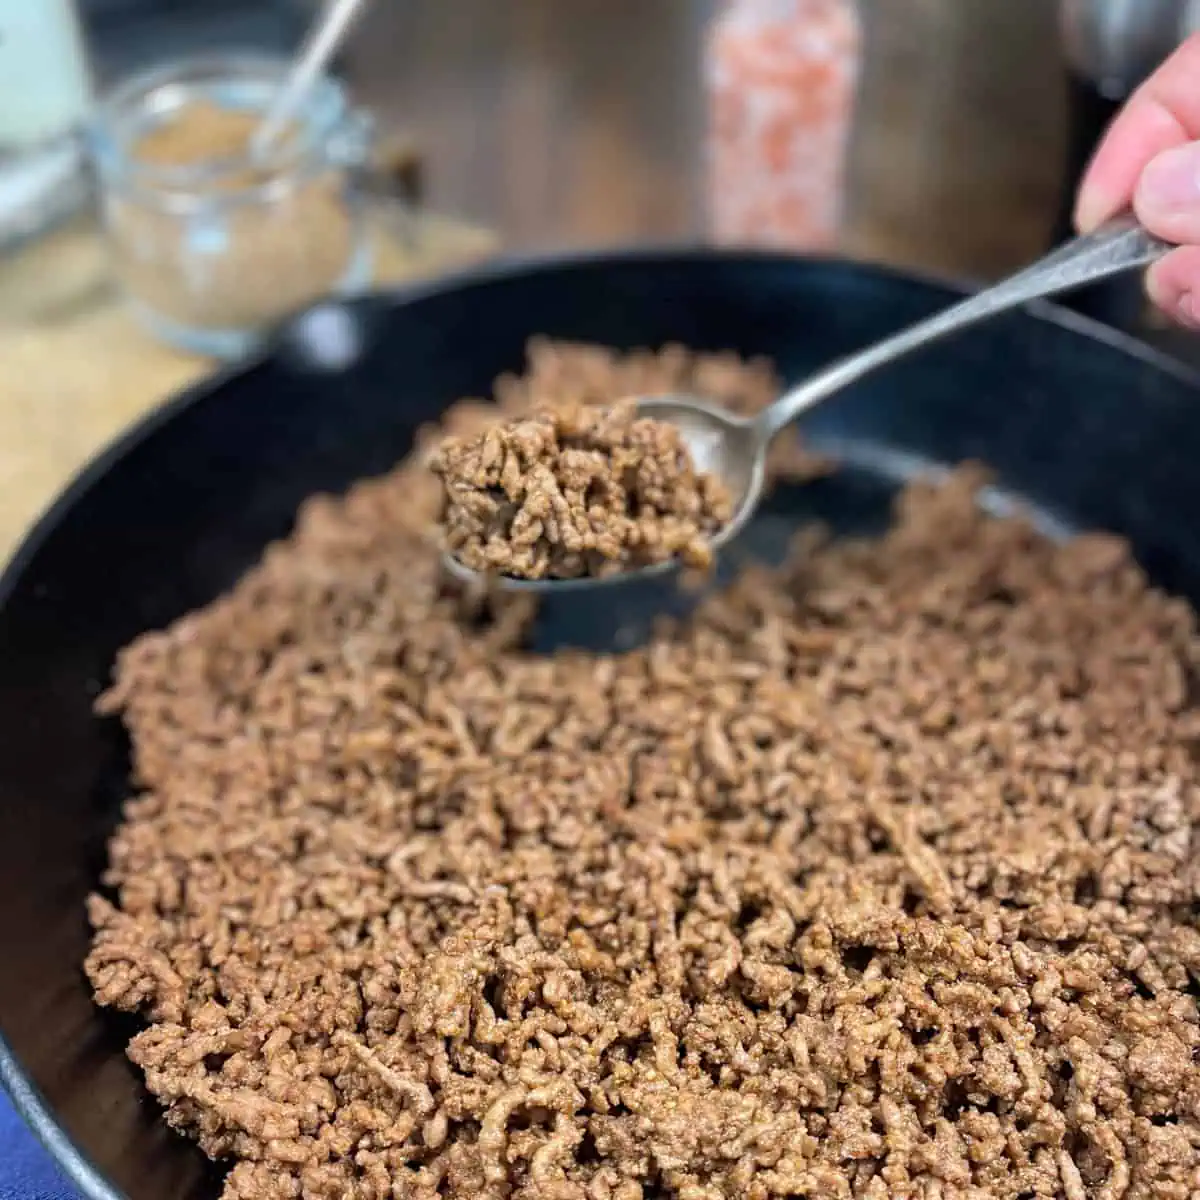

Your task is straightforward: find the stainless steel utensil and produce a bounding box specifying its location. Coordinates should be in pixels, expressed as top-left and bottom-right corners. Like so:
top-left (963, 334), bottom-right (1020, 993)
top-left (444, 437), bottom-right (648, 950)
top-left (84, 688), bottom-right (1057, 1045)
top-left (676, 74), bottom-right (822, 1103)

top-left (1059, 0), bottom-right (1198, 99)
top-left (251, 0), bottom-right (370, 159)
top-left (443, 216), bottom-right (1171, 593)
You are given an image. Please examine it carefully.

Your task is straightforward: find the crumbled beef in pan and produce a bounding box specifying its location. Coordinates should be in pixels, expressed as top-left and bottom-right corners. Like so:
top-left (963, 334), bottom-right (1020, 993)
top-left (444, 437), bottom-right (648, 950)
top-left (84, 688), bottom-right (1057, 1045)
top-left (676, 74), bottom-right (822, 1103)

top-left (88, 341), bottom-right (1200, 1200)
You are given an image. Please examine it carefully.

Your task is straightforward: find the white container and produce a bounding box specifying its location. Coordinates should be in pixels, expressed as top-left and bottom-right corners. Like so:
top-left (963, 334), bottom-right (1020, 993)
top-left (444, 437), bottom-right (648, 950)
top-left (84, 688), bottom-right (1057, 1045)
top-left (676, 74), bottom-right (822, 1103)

top-left (0, 0), bottom-right (92, 148)
top-left (0, 1), bottom-right (93, 249)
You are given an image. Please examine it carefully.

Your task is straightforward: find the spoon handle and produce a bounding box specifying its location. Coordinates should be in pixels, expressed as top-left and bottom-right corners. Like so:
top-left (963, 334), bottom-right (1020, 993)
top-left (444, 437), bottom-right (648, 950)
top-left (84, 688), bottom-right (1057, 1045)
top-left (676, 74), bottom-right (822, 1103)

top-left (755, 216), bottom-right (1172, 441)
top-left (252, 0), bottom-right (371, 159)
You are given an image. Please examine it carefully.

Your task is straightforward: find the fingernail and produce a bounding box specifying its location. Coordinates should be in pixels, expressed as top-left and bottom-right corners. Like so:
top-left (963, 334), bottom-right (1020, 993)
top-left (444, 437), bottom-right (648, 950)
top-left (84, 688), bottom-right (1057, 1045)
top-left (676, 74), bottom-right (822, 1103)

top-left (1138, 142), bottom-right (1200, 219)
top-left (1179, 292), bottom-right (1200, 329)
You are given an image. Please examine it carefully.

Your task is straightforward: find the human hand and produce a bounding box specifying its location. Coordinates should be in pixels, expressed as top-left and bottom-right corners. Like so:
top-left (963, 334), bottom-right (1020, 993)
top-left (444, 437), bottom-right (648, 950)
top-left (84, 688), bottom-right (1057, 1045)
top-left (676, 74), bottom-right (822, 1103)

top-left (1076, 33), bottom-right (1200, 328)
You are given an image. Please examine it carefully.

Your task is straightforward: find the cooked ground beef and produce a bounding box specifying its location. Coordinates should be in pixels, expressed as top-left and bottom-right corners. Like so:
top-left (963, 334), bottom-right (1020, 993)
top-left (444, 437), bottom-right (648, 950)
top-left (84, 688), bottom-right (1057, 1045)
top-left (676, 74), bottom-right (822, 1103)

top-left (87, 340), bottom-right (1200, 1200)
top-left (430, 401), bottom-right (734, 580)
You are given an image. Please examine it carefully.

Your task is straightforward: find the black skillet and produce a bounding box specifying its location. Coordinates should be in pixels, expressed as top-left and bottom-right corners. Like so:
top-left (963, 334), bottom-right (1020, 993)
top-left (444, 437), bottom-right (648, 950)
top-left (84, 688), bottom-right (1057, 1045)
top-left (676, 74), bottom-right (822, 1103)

top-left (1, 250), bottom-right (1199, 1200)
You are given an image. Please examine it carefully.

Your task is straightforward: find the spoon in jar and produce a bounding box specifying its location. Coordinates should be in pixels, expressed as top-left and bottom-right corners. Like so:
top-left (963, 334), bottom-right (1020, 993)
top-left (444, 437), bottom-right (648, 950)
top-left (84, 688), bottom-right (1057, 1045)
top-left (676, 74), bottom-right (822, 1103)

top-left (250, 0), bottom-right (372, 161)
top-left (442, 216), bottom-right (1170, 594)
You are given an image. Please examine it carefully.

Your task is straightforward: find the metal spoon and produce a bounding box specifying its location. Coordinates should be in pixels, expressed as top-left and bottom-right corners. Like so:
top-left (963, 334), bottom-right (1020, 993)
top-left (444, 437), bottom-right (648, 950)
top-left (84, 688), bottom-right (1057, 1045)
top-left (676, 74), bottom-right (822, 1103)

top-left (443, 217), bottom-right (1170, 594)
top-left (250, 0), bottom-right (371, 161)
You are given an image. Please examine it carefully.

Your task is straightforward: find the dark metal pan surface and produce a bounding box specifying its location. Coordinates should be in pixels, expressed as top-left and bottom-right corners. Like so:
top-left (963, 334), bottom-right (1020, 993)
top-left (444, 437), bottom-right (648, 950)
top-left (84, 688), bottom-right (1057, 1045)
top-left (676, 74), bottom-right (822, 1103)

top-left (1, 250), bottom-right (1199, 1200)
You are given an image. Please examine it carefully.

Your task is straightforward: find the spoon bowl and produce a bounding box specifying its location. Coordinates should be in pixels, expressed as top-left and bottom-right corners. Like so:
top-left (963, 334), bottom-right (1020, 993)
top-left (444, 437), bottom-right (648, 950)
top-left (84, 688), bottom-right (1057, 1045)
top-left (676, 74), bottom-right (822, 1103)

top-left (632, 392), bottom-right (766, 549)
top-left (441, 216), bottom-right (1170, 594)
top-left (439, 394), bottom-right (768, 595)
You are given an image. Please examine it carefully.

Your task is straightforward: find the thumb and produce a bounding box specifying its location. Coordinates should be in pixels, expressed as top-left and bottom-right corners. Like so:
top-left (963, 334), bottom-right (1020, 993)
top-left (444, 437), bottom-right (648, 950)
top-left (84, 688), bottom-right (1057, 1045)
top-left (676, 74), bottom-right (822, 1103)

top-left (1135, 140), bottom-right (1200, 244)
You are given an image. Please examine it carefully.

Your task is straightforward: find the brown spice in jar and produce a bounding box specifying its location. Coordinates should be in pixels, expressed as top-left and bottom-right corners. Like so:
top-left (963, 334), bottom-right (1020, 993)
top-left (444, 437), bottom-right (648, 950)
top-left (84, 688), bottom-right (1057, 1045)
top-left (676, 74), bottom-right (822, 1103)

top-left (87, 340), bottom-right (1200, 1200)
top-left (431, 400), bottom-right (735, 579)
top-left (132, 100), bottom-right (299, 183)
top-left (110, 98), bottom-right (357, 332)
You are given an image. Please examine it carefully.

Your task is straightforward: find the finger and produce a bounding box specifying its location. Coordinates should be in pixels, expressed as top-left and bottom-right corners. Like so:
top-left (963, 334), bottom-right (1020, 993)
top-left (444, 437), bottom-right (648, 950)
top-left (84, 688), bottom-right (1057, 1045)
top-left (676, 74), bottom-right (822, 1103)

top-left (1076, 98), bottom-right (1186, 232)
top-left (1075, 33), bottom-right (1200, 232)
top-left (1135, 141), bottom-right (1200, 243)
top-left (1145, 245), bottom-right (1200, 328)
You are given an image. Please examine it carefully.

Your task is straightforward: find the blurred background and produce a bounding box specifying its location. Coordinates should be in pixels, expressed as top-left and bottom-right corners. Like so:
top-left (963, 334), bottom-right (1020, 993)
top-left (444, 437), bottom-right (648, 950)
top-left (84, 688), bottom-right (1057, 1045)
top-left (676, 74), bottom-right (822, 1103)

top-left (345, 0), bottom-right (1064, 276)
top-left (74, 0), bottom-right (1064, 274)
top-left (1, 0), bottom-right (1197, 568)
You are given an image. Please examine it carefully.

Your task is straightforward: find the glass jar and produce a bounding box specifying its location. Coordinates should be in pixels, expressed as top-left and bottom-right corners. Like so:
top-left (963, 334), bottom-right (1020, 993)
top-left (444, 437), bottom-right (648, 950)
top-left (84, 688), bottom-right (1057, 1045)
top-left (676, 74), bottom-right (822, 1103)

top-left (89, 54), bottom-right (375, 358)
top-left (704, 0), bottom-right (861, 250)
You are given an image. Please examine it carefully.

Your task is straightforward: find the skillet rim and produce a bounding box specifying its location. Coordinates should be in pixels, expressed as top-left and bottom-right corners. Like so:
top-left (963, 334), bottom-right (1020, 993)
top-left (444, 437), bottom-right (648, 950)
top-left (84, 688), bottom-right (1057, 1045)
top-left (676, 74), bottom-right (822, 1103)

top-left (1, 244), bottom-right (1198, 1200)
